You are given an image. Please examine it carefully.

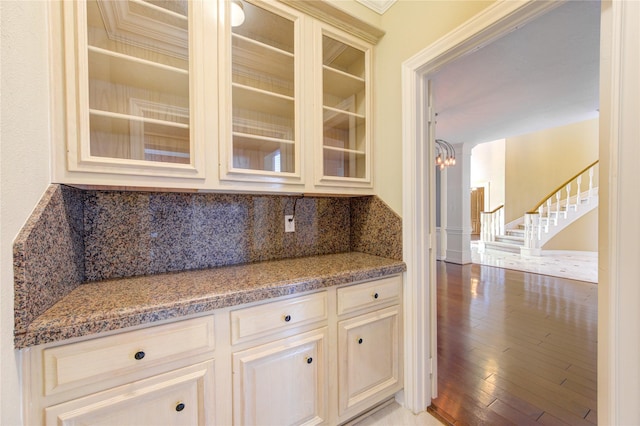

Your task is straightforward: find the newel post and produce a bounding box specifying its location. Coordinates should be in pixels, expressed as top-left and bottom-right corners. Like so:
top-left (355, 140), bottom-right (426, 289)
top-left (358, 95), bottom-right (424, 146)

top-left (522, 212), bottom-right (541, 256)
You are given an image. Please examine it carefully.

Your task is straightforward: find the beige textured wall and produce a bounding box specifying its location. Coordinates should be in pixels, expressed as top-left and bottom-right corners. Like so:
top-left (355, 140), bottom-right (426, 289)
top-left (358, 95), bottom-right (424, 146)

top-left (544, 209), bottom-right (598, 251)
top-left (505, 118), bottom-right (599, 251)
top-left (373, 0), bottom-right (495, 214)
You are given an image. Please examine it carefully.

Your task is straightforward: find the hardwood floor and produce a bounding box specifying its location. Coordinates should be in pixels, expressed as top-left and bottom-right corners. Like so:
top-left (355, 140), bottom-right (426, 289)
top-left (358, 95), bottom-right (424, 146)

top-left (430, 261), bottom-right (597, 426)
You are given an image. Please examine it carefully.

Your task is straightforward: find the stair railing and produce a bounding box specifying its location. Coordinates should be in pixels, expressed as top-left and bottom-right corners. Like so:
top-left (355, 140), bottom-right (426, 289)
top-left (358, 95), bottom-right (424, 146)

top-left (480, 204), bottom-right (504, 244)
top-left (523, 160), bottom-right (599, 253)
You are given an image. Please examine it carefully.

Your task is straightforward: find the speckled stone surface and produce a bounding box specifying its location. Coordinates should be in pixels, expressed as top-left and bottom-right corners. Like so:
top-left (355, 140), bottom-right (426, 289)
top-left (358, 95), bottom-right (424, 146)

top-left (13, 185), bottom-right (85, 340)
top-left (14, 186), bottom-right (404, 348)
top-left (351, 196), bottom-right (403, 260)
top-left (84, 192), bottom-right (351, 281)
top-left (18, 252), bottom-right (405, 348)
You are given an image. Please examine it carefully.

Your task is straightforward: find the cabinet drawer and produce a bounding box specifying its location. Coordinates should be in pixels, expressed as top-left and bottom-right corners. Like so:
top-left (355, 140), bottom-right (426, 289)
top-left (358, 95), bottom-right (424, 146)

top-left (337, 275), bottom-right (401, 316)
top-left (45, 360), bottom-right (215, 426)
top-left (43, 316), bottom-right (215, 396)
top-left (230, 292), bottom-right (328, 344)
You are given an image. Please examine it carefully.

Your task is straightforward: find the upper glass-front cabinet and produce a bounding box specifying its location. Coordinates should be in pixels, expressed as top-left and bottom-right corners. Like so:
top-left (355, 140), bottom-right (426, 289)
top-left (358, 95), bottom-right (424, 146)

top-left (53, 0), bottom-right (379, 190)
top-left (317, 28), bottom-right (372, 187)
top-left (60, 0), bottom-right (205, 178)
top-left (219, 0), bottom-right (302, 183)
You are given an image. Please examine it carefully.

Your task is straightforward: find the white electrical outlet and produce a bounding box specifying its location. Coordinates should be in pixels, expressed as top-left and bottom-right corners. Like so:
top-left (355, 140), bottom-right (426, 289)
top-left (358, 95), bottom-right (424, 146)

top-left (285, 215), bottom-right (295, 232)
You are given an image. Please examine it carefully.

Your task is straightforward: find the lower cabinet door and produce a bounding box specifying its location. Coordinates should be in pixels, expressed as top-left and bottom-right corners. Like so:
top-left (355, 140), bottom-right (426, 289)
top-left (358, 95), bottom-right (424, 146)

top-left (232, 328), bottom-right (328, 426)
top-left (338, 306), bottom-right (401, 416)
top-left (45, 360), bottom-right (215, 426)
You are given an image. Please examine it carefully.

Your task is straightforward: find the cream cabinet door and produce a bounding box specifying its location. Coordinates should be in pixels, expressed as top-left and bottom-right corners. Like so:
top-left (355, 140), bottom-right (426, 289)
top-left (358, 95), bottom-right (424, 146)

top-left (219, 0), bottom-right (304, 184)
top-left (315, 23), bottom-right (373, 189)
top-left (337, 306), bottom-right (401, 416)
top-left (44, 361), bottom-right (214, 426)
top-left (52, 0), bottom-right (210, 182)
top-left (232, 328), bottom-right (328, 426)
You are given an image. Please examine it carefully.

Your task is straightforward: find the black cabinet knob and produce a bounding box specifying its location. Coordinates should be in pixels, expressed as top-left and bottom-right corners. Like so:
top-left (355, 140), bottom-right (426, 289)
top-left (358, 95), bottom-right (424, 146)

top-left (306, 357), bottom-right (313, 364)
top-left (176, 402), bottom-right (185, 412)
top-left (358, 338), bottom-right (363, 344)
top-left (134, 351), bottom-right (145, 360)
top-left (284, 314), bottom-right (291, 322)
top-left (373, 292), bottom-right (379, 299)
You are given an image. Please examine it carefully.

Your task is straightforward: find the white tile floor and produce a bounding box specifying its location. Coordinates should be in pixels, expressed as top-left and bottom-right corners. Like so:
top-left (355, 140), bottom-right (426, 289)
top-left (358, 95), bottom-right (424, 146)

top-left (354, 401), bottom-right (443, 426)
top-left (471, 242), bottom-right (598, 283)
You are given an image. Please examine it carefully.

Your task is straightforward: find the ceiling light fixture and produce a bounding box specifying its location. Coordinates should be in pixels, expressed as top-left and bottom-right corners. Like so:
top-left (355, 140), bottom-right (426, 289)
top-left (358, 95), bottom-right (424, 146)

top-left (231, 0), bottom-right (245, 27)
top-left (435, 139), bottom-right (456, 170)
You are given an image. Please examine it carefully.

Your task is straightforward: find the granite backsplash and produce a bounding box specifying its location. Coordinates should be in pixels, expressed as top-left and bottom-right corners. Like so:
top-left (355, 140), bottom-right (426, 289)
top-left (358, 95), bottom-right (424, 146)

top-left (14, 184), bottom-right (402, 345)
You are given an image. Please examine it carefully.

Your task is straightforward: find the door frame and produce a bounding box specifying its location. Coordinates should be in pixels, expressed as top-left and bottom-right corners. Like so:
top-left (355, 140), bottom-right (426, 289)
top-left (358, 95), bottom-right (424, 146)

top-left (403, 1), bottom-right (639, 423)
top-left (401, 0), bottom-right (599, 414)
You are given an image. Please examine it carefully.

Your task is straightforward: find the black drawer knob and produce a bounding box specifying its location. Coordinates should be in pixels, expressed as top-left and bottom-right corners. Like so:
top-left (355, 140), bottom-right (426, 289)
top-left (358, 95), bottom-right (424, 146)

top-left (306, 357), bottom-right (313, 364)
top-left (284, 314), bottom-right (291, 322)
top-left (358, 338), bottom-right (363, 344)
top-left (373, 292), bottom-right (379, 299)
top-left (134, 351), bottom-right (145, 360)
top-left (176, 402), bottom-right (185, 412)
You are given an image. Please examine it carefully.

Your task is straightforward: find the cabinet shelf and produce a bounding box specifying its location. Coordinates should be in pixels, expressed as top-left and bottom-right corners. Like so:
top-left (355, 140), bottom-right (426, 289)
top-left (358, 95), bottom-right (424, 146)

top-left (323, 146), bottom-right (365, 155)
top-left (233, 135), bottom-right (293, 155)
top-left (88, 46), bottom-right (188, 97)
top-left (233, 34), bottom-right (294, 97)
top-left (232, 134), bottom-right (295, 173)
top-left (232, 83), bottom-right (295, 118)
top-left (322, 66), bottom-right (364, 100)
top-left (233, 131), bottom-right (294, 146)
top-left (323, 149), bottom-right (366, 179)
top-left (232, 1), bottom-right (295, 54)
top-left (323, 36), bottom-right (364, 78)
top-left (323, 106), bottom-right (365, 133)
top-left (89, 109), bottom-right (189, 163)
top-left (233, 33), bottom-right (294, 59)
top-left (89, 109), bottom-right (189, 132)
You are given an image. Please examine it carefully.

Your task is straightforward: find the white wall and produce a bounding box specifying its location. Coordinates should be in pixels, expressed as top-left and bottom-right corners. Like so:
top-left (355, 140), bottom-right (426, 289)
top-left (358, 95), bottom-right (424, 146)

top-left (471, 139), bottom-right (505, 211)
top-left (1, 1), bottom-right (52, 424)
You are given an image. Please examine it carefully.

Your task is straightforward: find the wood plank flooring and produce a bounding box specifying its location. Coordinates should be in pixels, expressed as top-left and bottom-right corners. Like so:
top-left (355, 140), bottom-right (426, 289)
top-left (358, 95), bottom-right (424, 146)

top-left (429, 261), bottom-right (597, 426)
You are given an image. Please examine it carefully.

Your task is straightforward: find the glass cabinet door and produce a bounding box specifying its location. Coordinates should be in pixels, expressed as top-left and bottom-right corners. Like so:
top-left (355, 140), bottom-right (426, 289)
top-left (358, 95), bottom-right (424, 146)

top-left (83, 0), bottom-right (195, 170)
top-left (221, 0), bottom-right (301, 182)
top-left (319, 31), bottom-right (371, 186)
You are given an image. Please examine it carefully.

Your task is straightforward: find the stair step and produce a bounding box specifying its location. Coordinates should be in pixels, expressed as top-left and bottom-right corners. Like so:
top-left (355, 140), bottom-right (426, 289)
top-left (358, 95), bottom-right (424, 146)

top-left (506, 229), bottom-right (525, 237)
top-left (495, 235), bottom-right (524, 245)
top-left (483, 241), bottom-right (522, 254)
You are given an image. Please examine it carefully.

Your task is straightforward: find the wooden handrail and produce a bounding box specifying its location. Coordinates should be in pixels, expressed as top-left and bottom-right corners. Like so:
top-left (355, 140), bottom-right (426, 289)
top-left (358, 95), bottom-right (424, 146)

top-left (527, 160), bottom-right (599, 214)
top-left (482, 204), bottom-right (504, 214)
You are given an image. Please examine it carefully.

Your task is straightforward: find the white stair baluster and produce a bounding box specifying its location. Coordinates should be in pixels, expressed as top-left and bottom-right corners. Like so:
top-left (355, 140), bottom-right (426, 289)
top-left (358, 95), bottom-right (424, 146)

top-left (555, 193), bottom-right (561, 225)
top-left (565, 183), bottom-right (571, 217)
top-left (524, 214), bottom-right (532, 248)
top-left (576, 175), bottom-right (582, 210)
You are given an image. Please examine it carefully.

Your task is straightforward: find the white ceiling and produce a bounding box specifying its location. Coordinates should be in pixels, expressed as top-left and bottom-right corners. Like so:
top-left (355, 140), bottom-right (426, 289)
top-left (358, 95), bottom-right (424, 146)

top-left (431, 0), bottom-right (601, 146)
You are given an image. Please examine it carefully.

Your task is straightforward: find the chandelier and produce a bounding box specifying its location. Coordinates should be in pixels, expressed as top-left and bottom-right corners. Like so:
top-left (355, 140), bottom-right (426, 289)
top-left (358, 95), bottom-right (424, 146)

top-left (435, 139), bottom-right (456, 170)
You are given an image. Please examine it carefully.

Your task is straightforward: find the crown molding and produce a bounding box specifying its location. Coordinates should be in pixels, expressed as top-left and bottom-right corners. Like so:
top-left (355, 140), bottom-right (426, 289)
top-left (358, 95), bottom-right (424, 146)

top-left (356, 0), bottom-right (396, 15)
top-left (279, 0), bottom-right (385, 44)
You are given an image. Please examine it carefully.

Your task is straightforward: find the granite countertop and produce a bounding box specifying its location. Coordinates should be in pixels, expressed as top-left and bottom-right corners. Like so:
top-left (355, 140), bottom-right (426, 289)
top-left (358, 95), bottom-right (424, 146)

top-left (21, 252), bottom-right (405, 348)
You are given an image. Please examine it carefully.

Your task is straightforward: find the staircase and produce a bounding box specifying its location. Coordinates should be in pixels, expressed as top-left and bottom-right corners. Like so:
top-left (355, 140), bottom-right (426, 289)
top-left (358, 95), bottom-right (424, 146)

top-left (484, 227), bottom-right (525, 253)
top-left (480, 161), bottom-right (599, 256)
